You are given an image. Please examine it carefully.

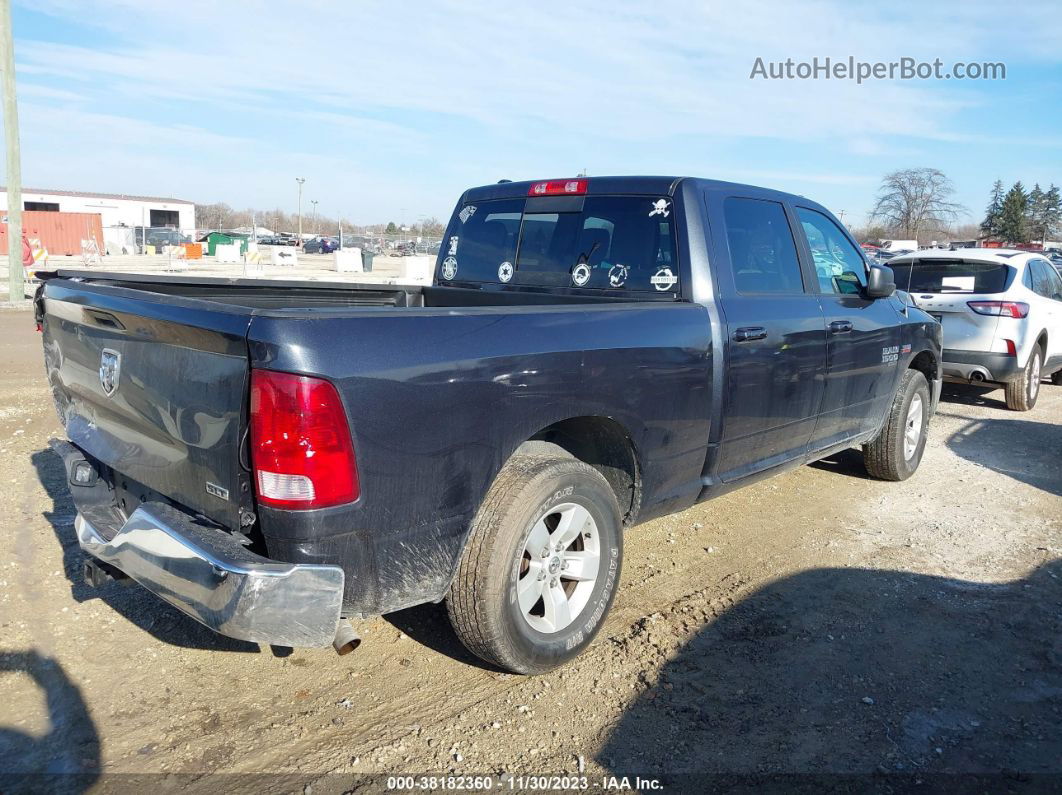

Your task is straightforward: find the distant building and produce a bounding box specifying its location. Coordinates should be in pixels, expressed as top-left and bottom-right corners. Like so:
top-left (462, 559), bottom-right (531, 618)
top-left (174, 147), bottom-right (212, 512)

top-left (0, 187), bottom-right (195, 231)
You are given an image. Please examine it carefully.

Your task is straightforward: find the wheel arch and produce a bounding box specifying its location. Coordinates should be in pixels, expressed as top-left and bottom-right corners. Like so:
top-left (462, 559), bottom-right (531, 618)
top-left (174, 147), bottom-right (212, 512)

top-left (908, 348), bottom-right (938, 384)
top-left (514, 416), bottom-right (642, 527)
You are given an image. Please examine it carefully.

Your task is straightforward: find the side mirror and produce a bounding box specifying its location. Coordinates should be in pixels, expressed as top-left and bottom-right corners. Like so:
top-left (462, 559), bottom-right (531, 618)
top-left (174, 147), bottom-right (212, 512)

top-left (866, 264), bottom-right (896, 298)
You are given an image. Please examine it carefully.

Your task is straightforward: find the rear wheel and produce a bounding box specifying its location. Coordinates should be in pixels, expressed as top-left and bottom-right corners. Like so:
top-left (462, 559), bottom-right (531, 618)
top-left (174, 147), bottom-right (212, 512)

top-left (447, 455), bottom-right (623, 674)
top-left (863, 369), bottom-right (931, 481)
top-left (1005, 344), bottom-right (1042, 411)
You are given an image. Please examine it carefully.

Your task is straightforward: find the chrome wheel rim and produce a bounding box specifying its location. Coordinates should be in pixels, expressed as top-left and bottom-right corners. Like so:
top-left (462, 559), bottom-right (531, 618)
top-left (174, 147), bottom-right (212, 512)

top-left (904, 393), bottom-right (924, 461)
top-left (1030, 355), bottom-right (1041, 400)
top-left (516, 502), bottom-right (600, 634)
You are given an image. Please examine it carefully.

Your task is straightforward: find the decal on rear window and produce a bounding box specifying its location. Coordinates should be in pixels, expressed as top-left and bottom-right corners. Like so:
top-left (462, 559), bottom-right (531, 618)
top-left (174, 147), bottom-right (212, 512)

top-left (649, 199), bottom-right (671, 218)
top-left (651, 267), bottom-right (678, 291)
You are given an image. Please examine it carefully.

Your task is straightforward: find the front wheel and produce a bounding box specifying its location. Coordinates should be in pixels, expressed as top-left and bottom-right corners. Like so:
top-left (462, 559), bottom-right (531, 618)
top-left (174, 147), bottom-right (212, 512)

top-left (446, 455), bottom-right (623, 674)
top-left (863, 368), bottom-right (931, 481)
top-left (1005, 344), bottom-right (1042, 411)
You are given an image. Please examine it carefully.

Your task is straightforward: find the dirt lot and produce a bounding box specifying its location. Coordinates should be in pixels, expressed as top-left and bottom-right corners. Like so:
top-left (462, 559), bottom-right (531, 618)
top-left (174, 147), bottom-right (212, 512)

top-left (0, 306), bottom-right (1059, 791)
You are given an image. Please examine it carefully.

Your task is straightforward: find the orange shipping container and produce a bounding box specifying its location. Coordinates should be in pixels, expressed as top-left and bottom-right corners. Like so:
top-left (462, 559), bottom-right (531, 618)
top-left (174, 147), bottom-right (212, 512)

top-left (1, 210), bottom-right (104, 257)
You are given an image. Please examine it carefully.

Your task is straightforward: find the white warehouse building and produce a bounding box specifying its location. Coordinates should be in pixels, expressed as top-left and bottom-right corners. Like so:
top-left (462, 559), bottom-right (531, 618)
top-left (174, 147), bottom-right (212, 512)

top-left (0, 187), bottom-right (195, 231)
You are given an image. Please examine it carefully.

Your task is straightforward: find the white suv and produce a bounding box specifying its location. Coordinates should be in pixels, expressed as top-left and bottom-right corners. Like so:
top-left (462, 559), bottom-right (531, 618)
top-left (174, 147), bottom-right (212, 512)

top-left (888, 249), bottom-right (1062, 411)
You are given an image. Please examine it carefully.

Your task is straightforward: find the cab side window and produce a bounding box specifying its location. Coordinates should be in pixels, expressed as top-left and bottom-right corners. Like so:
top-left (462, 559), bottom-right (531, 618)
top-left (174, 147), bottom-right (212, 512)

top-left (722, 197), bottom-right (804, 294)
top-left (796, 207), bottom-right (868, 295)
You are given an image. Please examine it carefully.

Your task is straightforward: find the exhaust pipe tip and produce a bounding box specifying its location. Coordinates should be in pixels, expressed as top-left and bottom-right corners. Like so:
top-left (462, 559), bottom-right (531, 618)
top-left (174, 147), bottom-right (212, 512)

top-left (969, 369), bottom-right (987, 383)
top-left (333, 619), bottom-right (361, 656)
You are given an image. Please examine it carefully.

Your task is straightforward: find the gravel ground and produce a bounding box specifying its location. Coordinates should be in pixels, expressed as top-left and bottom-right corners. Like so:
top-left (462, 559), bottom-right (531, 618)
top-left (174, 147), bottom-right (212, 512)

top-left (0, 306), bottom-right (1058, 792)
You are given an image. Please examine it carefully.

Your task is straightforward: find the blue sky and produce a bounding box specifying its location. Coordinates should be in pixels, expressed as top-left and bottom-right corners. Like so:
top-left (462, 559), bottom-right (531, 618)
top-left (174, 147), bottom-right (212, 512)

top-left (5, 0), bottom-right (1061, 227)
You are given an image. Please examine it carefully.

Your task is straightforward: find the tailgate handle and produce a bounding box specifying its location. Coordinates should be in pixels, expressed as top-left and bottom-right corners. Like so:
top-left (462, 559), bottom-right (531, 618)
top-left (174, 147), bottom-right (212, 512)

top-left (85, 310), bottom-right (126, 330)
top-left (733, 326), bottom-right (767, 342)
top-left (829, 320), bottom-right (853, 334)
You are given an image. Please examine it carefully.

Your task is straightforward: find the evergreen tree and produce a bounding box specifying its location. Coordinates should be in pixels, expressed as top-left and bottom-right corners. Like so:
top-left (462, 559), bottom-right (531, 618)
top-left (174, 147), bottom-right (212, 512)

top-left (998, 182), bottom-right (1028, 245)
top-left (1029, 184), bottom-right (1061, 245)
top-left (1026, 184), bottom-right (1044, 239)
top-left (980, 179), bottom-right (1005, 239)
top-left (385, 221), bottom-right (398, 234)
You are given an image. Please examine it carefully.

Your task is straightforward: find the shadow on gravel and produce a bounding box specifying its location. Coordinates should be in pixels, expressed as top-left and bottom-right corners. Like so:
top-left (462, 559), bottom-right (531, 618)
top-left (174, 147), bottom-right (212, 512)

top-left (940, 413), bottom-right (1062, 499)
top-left (0, 649), bottom-right (99, 793)
top-left (30, 447), bottom-right (260, 654)
top-left (939, 382), bottom-right (1012, 410)
top-left (807, 448), bottom-right (873, 481)
top-left (383, 602), bottom-right (502, 672)
top-left (598, 561), bottom-right (1062, 784)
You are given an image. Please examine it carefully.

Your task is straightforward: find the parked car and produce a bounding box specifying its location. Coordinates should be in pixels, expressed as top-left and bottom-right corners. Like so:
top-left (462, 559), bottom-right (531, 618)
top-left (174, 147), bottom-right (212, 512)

top-left (36, 175), bottom-right (941, 674)
top-left (889, 248), bottom-right (1062, 410)
top-left (303, 236), bottom-right (339, 254)
top-left (133, 227), bottom-right (188, 251)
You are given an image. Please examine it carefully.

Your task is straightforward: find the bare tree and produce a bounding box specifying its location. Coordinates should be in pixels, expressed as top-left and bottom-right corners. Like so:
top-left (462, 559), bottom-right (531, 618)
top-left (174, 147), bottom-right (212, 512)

top-left (870, 168), bottom-right (964, 241)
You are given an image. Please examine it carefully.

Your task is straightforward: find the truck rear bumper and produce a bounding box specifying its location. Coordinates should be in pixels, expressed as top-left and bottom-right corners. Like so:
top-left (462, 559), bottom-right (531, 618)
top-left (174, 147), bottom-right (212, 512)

top-left (55, 440), bottom-right (345, 648)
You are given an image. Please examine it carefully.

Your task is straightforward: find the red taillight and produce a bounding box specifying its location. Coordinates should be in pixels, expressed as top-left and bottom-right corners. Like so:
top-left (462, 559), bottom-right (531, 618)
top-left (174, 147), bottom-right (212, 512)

top-left (249, 370), bottom-right (359, 510)
top-left (527, 179), bottom-right (587, 196)
top-left (967, 300), bottom-right (1029, 319)
top-left (1005, 339), bottom-right (1017, 357)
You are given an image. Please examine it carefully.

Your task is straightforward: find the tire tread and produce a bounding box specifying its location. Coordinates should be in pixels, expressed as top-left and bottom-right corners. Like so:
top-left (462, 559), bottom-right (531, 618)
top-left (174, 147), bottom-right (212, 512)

top-left (446, 455), bottom-right (615, 673)
top-left (863, 368), bottom-right (927, 481)
top-left (1004, 345), bottom-right (1041, 411)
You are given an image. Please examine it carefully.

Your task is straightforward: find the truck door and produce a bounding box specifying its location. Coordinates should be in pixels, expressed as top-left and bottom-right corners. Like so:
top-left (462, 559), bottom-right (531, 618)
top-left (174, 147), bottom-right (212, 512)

top-left (710, 194), bottom-right (828, 482)
top-left (792, 205), bottom-right (902, 448)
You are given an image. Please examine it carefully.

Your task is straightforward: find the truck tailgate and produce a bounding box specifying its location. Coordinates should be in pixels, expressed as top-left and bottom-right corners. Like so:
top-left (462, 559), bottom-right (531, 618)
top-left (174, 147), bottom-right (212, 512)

top-left (41, 279), bottom-right (252, 530)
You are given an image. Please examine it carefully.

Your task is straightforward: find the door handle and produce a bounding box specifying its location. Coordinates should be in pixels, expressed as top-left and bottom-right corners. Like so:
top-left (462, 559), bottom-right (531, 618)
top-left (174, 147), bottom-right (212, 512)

top-left (733, 326), bottom-right (768, 342)
top-left (829, 320), bottom-right (853, 334)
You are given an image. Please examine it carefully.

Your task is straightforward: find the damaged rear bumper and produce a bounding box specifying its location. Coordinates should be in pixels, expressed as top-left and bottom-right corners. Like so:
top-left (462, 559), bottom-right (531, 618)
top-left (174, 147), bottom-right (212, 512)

top-left (54, 439), bottom-right (345, 648)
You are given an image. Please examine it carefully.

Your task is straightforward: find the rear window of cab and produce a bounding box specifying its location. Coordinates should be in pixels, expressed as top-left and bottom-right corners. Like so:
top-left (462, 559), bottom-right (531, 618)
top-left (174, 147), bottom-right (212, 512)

top-left (437, 196), bottom-right (679, 293)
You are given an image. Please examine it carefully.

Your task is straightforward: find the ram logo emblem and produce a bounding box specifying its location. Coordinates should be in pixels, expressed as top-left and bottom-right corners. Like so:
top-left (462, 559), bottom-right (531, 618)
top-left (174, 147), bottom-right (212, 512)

top-left (99, 349), bottom-right (121, 396)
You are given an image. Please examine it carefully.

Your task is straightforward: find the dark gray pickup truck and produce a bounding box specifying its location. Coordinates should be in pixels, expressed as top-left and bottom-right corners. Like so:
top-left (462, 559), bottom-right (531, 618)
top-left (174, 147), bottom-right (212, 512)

top-left (37, 176), bottom-right (942, 673)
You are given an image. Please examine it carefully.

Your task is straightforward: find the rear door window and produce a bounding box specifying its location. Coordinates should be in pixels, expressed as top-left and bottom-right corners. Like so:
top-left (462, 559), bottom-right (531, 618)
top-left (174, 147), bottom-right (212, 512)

top-left (438, 196), bottom-right (678, 293)
top-left (722, 197), bottom-right (804, 294)
top-left (889, 259), bottom-right (1013, 294)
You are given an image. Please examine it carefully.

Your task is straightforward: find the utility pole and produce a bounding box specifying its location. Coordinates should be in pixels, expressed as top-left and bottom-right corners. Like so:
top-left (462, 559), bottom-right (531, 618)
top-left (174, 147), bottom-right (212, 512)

top-left (310, 200), bottom-right (318, 235)
top-left (295, 177), bottom-right (305, 243)
top-left (1, 0), bottom-right (24, 302)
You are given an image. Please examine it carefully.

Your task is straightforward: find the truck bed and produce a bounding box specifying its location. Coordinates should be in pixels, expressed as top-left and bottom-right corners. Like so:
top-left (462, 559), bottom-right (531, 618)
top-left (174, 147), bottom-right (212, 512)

top-left (44, 270), bottom-right (645, 312)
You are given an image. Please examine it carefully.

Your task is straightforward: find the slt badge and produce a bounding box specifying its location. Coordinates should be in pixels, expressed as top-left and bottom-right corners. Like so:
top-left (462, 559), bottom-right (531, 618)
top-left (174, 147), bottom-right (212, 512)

top-left (99, 348), bottom-right (121, 396)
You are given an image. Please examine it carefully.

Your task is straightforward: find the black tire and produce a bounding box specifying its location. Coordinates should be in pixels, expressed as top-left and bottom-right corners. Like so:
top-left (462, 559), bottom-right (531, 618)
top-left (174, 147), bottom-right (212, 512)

top-left (1052, 369), bottom-right (1062, 386)
top-left (446, 455), bottom-right (623, 674)
top-left (863, 369), bottom-right (931, 481)
top-left (1004, 344), bottom-right (1042, 412)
